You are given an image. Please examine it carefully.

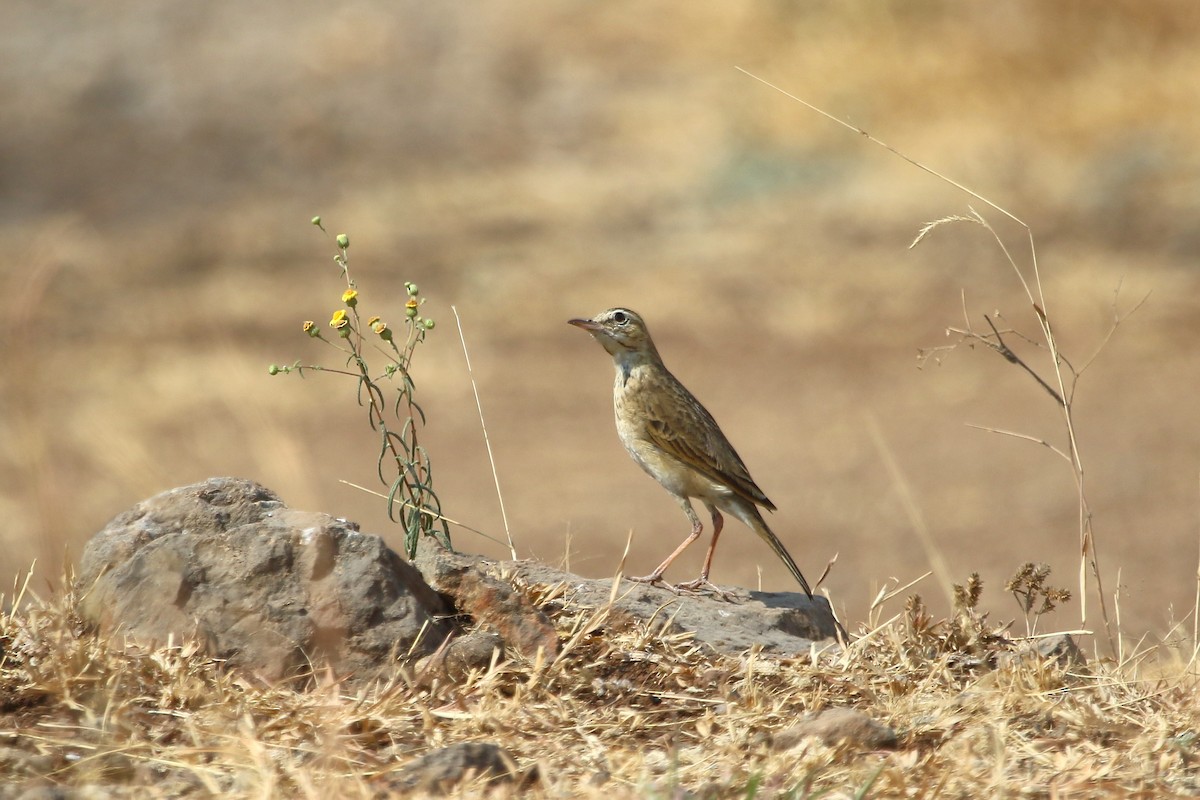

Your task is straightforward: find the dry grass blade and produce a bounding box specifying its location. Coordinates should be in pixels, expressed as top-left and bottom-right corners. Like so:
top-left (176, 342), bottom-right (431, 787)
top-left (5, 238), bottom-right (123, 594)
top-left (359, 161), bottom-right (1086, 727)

top-left (910, 213), bottom-right (985, 248)
top-left (869, 572), bottom-right (933, 614)
top-left (452, 305), bottom-right (517, 560)
top-left (1193, 474), bottom-right (1200, 671)
top-left (867, 414), bottom-right (954, 604)
top-left (963, 424), bottom-right (1073, 463)
top-left (735, 70), bottom-right (1029, 231)
top-left (339, 479), bottom-right (509, 548)
top-left (812, 551), bottom-right (837, 593)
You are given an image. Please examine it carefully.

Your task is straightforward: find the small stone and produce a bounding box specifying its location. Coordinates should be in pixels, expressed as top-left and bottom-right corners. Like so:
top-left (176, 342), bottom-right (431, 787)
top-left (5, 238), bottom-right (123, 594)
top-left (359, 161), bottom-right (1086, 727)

top-left (998, 633), bottom-right (1087, 670)
top-left (0, 746), bottom-right (54, 778)
top-left (415, 630), bottom-right (505, 684)
top-left (1032, 633), bottom-right (1087, 668)
top-left (389, 742), bottom-right (523, 793)
top-left (774, 708), bottom-right (897, 750)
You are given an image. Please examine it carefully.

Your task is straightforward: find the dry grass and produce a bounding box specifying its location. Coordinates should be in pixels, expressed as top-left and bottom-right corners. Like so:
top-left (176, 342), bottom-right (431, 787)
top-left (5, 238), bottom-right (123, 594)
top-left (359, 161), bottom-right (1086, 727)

top-left (3, 567), bottom-right (1198, 798)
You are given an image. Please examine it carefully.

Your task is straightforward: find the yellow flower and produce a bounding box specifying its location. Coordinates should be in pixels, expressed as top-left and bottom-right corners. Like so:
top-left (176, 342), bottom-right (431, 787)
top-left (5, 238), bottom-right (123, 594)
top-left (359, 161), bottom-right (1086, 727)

top-left (302, 320), bottom-right (317, 335)
top-left (405, 298), bottom-right (419, 318)
top-left (342, 288), bottom-right (358, 308)
top-left (367, 316), bottom-right (380, 327)
top-left (330, 309), bottom-right (349, 329)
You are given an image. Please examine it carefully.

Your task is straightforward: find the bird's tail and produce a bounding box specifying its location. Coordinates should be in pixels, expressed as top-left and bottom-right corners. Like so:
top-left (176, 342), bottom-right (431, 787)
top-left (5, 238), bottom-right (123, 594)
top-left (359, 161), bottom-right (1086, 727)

top-left (745, 506), bottom-right (813, 598)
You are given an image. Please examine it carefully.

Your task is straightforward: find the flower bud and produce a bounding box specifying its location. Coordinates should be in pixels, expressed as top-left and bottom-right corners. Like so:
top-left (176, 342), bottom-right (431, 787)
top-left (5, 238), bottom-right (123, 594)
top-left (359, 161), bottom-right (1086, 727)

top-left (372, 320), bottom-right (393, 341)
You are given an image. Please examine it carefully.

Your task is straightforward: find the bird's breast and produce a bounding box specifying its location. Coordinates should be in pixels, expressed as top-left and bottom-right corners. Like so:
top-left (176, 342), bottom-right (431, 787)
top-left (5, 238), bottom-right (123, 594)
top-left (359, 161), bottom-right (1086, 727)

top-left (611, 369), bottom-right (735, 504)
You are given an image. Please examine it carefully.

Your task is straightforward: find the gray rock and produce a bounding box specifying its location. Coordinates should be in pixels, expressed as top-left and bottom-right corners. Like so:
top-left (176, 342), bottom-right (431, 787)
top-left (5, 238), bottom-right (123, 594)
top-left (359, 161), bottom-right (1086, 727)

top-left (76, 478), bottom-right (450, 683)
top-left (388, 742), bottom-right (527, 793)
top-left (774, 708), bottom-right (897, 750)
top-left (998, 632), bottom-right (1087, 670)
top-left (415, 630), bottom-right (506, 684)
top-left (415, 539), bottom-right (842, 659)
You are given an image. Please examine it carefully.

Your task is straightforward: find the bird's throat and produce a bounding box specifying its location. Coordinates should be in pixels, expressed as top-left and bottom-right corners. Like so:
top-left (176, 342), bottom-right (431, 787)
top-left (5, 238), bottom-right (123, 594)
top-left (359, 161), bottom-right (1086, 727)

top-left (616, 359), bottom-right (632, 387)
top-left (612, 349), bottom-right (656, 388)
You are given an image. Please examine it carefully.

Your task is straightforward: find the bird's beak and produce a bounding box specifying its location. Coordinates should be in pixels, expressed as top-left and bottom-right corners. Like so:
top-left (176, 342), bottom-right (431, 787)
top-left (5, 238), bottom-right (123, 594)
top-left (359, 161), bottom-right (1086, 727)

top-left (568, 318), bottom-right (601, 331)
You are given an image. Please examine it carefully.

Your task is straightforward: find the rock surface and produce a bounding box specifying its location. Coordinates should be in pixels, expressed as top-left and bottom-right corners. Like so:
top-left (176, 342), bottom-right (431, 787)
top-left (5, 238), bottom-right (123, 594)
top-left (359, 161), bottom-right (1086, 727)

top-left (415, 538), bottom-right (843, 658)
top-left (76, 478), bottom-right (451, 682)
top-left (415, 541), bottom-right (560, 659)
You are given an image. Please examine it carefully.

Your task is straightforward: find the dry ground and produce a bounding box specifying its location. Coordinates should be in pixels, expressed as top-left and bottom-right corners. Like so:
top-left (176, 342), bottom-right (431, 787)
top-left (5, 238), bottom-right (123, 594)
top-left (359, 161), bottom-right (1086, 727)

top-left (4, 2), bottom-right (1200, 652)
top-left (3, 570), bottom-right (1200, 796)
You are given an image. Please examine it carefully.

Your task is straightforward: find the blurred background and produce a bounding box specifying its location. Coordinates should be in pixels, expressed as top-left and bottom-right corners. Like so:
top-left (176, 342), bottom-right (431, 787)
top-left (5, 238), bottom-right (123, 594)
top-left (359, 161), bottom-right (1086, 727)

top-left (3, 1), bottom-right (1198, 638)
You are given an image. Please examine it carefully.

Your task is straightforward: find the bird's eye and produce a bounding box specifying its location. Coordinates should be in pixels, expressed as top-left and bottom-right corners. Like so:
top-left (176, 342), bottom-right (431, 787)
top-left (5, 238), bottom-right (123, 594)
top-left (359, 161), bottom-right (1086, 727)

top-left (612, 311), bottom-right (629, 325)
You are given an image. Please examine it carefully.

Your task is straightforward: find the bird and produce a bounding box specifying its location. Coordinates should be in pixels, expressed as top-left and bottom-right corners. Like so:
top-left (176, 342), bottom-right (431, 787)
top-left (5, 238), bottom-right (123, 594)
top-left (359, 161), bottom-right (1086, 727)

top-left (568, 307), bottom-right (813, 598)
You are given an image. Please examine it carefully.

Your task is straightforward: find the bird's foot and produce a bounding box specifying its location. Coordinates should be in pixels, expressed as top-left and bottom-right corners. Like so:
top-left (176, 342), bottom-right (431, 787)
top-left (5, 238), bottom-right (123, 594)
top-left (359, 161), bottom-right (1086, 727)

top-left (627, 572), bottom-right (679, 592)
top-left (675, 577), bottom-right (738, 602)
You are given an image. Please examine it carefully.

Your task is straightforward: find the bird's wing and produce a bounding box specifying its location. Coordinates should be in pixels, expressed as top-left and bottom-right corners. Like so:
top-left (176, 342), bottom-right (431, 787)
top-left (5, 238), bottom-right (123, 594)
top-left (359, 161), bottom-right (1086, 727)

top-left (640, 372), bottom-right (776, 511)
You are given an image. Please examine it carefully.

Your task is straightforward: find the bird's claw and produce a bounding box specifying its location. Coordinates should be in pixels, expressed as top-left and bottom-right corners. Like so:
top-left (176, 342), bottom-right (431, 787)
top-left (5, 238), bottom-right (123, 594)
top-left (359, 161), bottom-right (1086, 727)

top-left (627, 573), bottom-right (737, 602)
top-left (628, 573), bottom-right (678, 592)
top-left (675, 577), bottom-right (738, 602)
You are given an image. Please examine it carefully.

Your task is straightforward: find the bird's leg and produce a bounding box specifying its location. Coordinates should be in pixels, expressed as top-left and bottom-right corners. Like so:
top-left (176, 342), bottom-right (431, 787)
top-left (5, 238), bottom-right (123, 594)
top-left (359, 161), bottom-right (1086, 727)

top-left (677, 506), bottom-right (736, 600)
top-left (629, 500), bottom-right (703, 589)
top-left (697, 506), bottom-right (723, 582)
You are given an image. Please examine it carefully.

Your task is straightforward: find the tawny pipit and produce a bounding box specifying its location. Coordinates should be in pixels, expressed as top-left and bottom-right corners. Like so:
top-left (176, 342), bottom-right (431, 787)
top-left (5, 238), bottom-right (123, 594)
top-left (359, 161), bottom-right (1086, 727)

top-left (569, 308), bottom-right (813, 598)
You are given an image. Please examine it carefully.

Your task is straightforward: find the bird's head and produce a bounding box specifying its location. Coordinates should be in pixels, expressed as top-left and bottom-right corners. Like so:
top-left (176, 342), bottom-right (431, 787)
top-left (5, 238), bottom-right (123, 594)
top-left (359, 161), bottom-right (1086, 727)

top-left (568, 307), bottom-right (658, 359)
